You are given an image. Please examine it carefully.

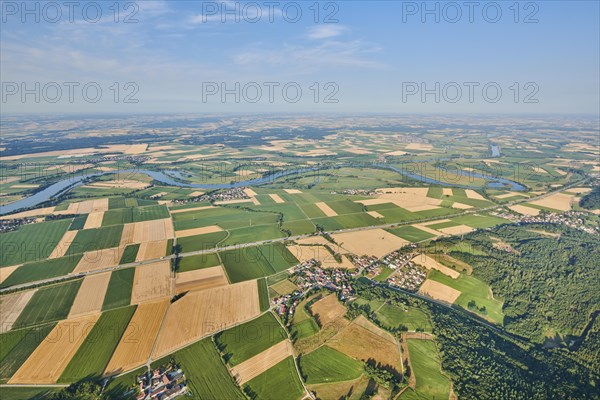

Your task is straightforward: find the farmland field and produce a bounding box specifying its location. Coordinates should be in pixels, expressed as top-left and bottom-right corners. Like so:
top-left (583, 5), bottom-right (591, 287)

top-left (59, 306), bottom-right (136, 383)
top-left (102, 268), bottom-right (135, 310)
top-left (153, 338), bottom-right (245, 400)
top-left (387, 225), bottom-right (436, 242)
top-left (0, 324), bottom-right (55, 383)
top-left (0, 219), bottom-right (71, 267)
top-left (0, 254), bottom-right (82, 288)
top-left (176, 231), bottom-right (228, 253)
top-left (66, 225), bottom-right (124, 255)
top-left (300, 345), bottom-right (363, 384)
top-left (217, 312), bottom-right (287, 366)
top-left (400, 339), bottom-right (451, 400)
top-left (178, 252), bottom-right (221, 272)
top-left (244, 356), bottom-right (305, 400)
top-left (119, 244), bottom-right (139, 264)
top-left (12, 280), bottom-right (82, 329)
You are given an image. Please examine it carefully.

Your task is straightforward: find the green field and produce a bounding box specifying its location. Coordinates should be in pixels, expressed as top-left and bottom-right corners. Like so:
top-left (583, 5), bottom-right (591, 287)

top-left (387, 226), bottom-right (436, 242)
top-left (428, 270), bottom-right (504, 324)
top-left (178, 252), bottom-right (221, 272)
top-left (13, 280), bottom-right (82, 329)
top-left (0, 386), bottom-right (61, 399)
top-left (176, 231), bottom-right (228, 253)
top-left (0, 324), bottom-right (56, 383)
top-left (69, 214), bottom-right (88, 230)
top-left (0, 254), bottom-right (82, 288)
top-left (353, 298), bottom-right (432, 332)
top-left (400, 340), bottom-right (451, 400)
top-left (221, 243), bottom-right (298, 283)
top-left (0, 219), bottom-right (71, 267)
top-left (66, 225), bottom-right (124, 255)
top-left (449, 214), bottom-right (510, 229)
top-left (132, 204), bottom-right (170, 222)
top-left (0, 329), bottom-right (31, 361)
top-left (222, 224), bottom-right (285, 246)
top-left (244, 356), bottom-right (305, 400)
top-left (290, 295), bottom-right (320, 341)
top-left (217, 312), bottom-right (287, 366)
top-left (300, 345), bottom-right (364, 384)
top-left (153, 338), bottom-right (245, 400)
top-left (59, 306), bottom-right (136, 383)
top-left (102, 207), bottom-right (133, 226)
top-left (258, 278), bottom-right (270, 312)
top-left (119, 244), bottom-right (139, 264)
top-left (102, 268), bottom-right (135, 310)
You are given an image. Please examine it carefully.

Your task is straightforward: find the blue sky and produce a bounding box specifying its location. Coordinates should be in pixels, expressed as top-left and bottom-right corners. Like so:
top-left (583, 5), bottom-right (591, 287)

top-left (1, 0), bottom-right (598, 114)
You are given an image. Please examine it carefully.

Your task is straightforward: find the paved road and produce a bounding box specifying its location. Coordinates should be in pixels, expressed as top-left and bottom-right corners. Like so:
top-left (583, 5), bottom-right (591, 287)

top-left (0, 177), bottom-right (590, 294)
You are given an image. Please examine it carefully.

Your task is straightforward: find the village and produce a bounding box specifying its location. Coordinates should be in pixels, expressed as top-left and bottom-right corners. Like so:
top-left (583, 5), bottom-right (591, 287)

top-left (132, 363), bottom-right (187, 400)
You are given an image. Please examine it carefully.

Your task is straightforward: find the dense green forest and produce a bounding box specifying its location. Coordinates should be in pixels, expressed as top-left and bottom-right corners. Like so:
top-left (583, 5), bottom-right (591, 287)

top-left (351, 279), bottom-right (600, 400)
top-left (442, 224), bottom-right (599, 342)
top-left (580, 186), bottom-right (600, 210)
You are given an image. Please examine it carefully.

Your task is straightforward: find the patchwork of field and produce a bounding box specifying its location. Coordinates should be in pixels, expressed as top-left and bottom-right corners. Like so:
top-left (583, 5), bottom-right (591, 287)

top-left (231, 339), bottom-right (295, 384)
top-left (357, 187), bottom-right (442, 212)
top-left (174, 265), bottom-right (228, 294)
top-left (153, 280), bottom-right (260, 358)
top-left (73, 247), bottom-right (122, 273)
top-left (104, 300), bottom-right (169, 375)
top-left (331, 228), bottom-right (409, 258)
top-left (529, 192), bottom-right (575, 211)
top-left (0, 290), bottom-right (36, 333)
top-left (9, 313), bottom-right (100, 384)
top-left (135, 239), bottom-right (168, 262)
top-left (243, 356), bottom-right (306, 400)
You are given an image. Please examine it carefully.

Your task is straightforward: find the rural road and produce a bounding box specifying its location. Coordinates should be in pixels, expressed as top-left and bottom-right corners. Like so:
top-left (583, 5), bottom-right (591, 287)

top-left (0, 176), bottom-right (591, 295)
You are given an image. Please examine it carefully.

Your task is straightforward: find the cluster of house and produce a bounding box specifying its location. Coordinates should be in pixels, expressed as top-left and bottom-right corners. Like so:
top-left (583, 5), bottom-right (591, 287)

top-left (497, 208), bottom-right (598, 236)
top-left (381, 250), bottom-right (426, 292)
top-left (333, 189), bottom-right (376, 196)
top-left (134, 365), bottom-right (187, 400)
top-left (272, 259), bottom-right (355, 318)
top-left (349, 255), bottom-right (380, 276)
top-left (172, 187), bottom-right (248, 205)
top-left (0, 217), bottom-right (37, 233)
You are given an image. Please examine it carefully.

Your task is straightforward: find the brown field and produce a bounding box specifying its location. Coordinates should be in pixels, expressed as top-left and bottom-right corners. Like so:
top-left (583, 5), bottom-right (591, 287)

top-left (188, 191), bottom-right (205, 197)
top-left (566, 187), bottom-right (592, 194)
top-left (0, 264), bottom-right (21, 285)
top-left (175, 225), bottom-right (223, 238)
top-left (135, 240), bottom-right (168, 262)
top-left (119, 223), bottom-right (135, 247)
top-left (131, 261), bottom-right (171, 304)
top-left (311, 294), bottom-right (347, 326)
top-left (529, 192), bottom-right (575, 211)
top-left (357, 188), bottom-right (442, 212)
top-left (0, 289), bottom-right (36, 333)
top-left (495, 192), bottom-right (526, 199)
top-left (509, 204), bottom-right (540, 216)
top-left (329, 316), bottom-right (401, 373)
top-left (308, 375), bottom-right (370, 400)
top-left (418, 279), bottom-right (461, 304)
top-left (124, 219), bottom-right (174, 243)
top-left (442, 188), bottom-right (453, 196)
top-left (49, 230), bottom-right (79, 259)
top-left (270, 279), bottom-right (298, 296)
top-left (411, 254), bottom-right (460, 278)
top-left (331, 229), bottom-right (408, 258)
top-left (9, 314), bottom-right (100, 384)
top-left (73, 247), bottom-right (122, 273)
top-left (315, 202), bottom-right (338, 217)
top-left (296, 236), bottom-right (332, 246)
top-left (438, 225), bottom-right (475, 235)
top-left (405, 143), bottom-right (433, 151)
top-left (269, 194), bottom-right (285, 203)
top-left (170, 205), bottom-right (215, 214)
top-left (153, 280), bottom-right (260, 358)
top-left (411, 224), bottom-right (443, 238)
top-left (86, 180), bottom-right (151, 190)
top-left (465, 190), bottom-right (486, 200)
top-left (83, 211), bottom-right (105, 229)
top-left (286, 245), bottom-right (354, 269)
top-left (283, 189), bottom-right (302, 194)
top-left (174, 266), bottom-right (228, 294)
top-left (214, 198), bottom-right (254, 205)
top-left (104, 300), bottom-right (169, 375)
top-left (231, 339), bottom-right (294, 384)
top-left (367, 211), bottom-right (384, 218)
top-left (451, 202), bottom-right (473, 209)
top-left (243, 188), bottom-right (258, 197)
top-left (67, 198), bottom-right (109, 214)
top-left (68, 273), bottom-right (111, 318)
top-left (0, 207), bottom-right (56, 220)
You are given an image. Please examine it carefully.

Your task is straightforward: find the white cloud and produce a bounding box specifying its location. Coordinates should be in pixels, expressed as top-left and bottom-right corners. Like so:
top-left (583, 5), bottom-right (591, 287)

top-left (306, 25), bottom-right (347, 40)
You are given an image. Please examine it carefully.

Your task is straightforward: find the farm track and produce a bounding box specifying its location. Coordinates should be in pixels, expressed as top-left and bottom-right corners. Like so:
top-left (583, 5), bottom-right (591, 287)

top-left (1, 176), bottom-right (589, 295)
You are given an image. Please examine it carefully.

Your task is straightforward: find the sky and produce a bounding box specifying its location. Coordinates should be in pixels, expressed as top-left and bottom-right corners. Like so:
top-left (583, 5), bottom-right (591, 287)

top-left (1, 0), bottom-right (599, 114)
